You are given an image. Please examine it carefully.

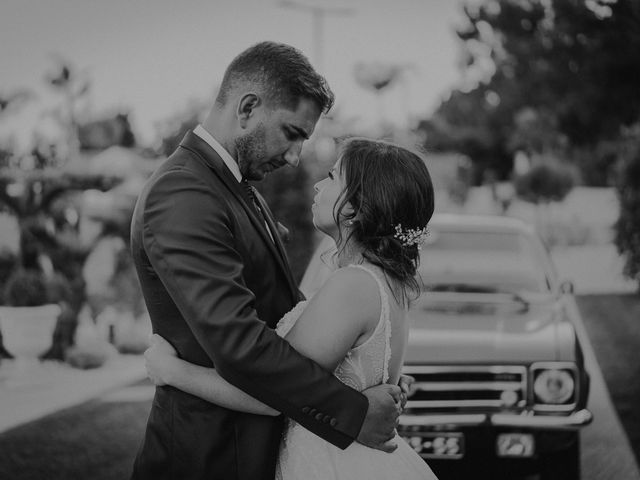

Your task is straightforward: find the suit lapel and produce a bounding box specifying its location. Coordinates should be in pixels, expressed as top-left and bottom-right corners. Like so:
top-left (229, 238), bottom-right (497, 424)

top-left (253, 191), bottom-right (298, 294)
top-left (178, 132), bottom-right (298, 300)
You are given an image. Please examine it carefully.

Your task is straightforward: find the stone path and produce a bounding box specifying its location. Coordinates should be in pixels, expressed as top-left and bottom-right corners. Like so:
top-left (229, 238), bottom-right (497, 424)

top-left (0, 354), bottom-right (145, 433)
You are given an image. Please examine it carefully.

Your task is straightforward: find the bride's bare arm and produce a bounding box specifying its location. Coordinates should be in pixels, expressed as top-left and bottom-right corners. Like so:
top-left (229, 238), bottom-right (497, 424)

top-left (144, 267), bottom-right (379, 414)
top-left (145, 334), bottom-right (278, 415)
top-left (284, 267), bottom-right (380, 371)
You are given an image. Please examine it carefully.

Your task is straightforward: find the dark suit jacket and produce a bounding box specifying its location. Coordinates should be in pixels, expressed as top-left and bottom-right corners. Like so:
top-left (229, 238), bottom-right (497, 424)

top-left (130, 131), bottom-right (368, 480)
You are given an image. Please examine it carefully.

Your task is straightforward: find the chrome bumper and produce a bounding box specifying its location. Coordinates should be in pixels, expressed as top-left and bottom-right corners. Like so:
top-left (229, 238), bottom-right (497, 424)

top-left (399, 408), bottom-right (593, 431)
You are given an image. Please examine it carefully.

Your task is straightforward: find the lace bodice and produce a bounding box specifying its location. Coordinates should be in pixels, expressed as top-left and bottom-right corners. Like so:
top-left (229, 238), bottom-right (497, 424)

top-left (275, 264), bottom-right (393, 391)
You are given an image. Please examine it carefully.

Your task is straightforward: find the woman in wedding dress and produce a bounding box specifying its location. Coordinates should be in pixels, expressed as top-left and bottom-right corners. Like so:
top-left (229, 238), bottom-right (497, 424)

top-left (144, 137), bottom-right (438, 479)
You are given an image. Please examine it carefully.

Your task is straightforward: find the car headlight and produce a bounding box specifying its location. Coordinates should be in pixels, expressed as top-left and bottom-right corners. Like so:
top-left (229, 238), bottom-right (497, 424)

top-left (533, 369), bottom-right (575, 404)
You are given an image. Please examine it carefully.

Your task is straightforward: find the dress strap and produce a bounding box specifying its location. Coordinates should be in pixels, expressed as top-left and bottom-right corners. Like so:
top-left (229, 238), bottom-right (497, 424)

top-left (349, 264), bottom-right (392, 384)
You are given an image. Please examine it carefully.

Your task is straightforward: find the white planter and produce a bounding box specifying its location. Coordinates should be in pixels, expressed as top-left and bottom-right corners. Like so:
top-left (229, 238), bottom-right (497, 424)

top-left (0, 304), bottom-right (61, 361)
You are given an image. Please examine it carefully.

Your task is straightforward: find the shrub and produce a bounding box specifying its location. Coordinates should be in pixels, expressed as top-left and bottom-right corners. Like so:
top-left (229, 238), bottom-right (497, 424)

top-left (0, 248), bottom-right (18, 297)
top-left (65, 340), bottom-right (116, 369)
top-left (115, 336), bottom-right (149, 355)
top-left (514, 162), bottom-right (575, 204)
top-left (615, 148), bottom-right (640, 291)
top-left (3, 269), bottom-right (51, 306)
top-left (114, 314), bottom-right (151, 355)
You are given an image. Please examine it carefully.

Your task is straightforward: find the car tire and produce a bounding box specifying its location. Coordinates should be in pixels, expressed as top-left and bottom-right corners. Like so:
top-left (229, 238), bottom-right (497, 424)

top-left (538, 433), bottom-right (580, 480)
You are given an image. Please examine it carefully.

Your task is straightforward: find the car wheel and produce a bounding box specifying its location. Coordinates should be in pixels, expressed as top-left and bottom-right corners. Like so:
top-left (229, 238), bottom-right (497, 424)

top-left (538, 434), bottom-right (580, 480)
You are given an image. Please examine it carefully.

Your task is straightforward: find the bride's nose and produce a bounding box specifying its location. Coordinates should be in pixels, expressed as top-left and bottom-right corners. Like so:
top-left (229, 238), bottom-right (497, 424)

top-left (314, 177), bottom-right (328, 192)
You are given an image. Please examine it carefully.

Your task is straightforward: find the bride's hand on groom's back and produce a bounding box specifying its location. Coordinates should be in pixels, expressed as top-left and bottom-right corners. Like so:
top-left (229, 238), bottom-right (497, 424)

top-left (144, 334), bottom-right (179, 386)
top-left (357, 384), bottom-right (402, 453)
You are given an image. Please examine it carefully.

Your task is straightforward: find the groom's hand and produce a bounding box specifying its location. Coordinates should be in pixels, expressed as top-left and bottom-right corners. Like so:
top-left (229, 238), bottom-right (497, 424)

top-left (398, 374), bottom-right (415, 410)
top-left (357, 384), bottom-right (402, 453)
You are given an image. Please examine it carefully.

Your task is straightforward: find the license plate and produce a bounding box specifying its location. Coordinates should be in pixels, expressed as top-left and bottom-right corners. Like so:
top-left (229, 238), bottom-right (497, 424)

top-left (402, 432), bottom-right (464, 459)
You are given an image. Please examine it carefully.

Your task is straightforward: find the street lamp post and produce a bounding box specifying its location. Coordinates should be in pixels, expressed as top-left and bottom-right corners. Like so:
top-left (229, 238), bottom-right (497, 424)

top-left (278, 0), bottom-right (355, 71)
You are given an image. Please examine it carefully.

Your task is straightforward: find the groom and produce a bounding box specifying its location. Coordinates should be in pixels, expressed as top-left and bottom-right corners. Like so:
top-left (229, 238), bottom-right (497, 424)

top-left (130, 42), bottom-right (403, 480)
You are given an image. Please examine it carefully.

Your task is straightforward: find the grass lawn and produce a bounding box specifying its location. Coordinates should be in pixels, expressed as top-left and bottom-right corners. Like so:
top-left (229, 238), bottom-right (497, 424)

top-left (0, 380), bottom-right (151, 480)
top-left (576, 293), bottom-right (640, 464)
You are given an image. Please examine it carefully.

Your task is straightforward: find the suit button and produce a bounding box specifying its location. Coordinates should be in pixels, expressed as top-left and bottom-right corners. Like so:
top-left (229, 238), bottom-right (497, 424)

top-left (302, 407), bottom-right (310, 414)
top-left (322, 415), bottom-right (331, 423)
top-left (330, 418), bottom-right (337, 427)
top-left (309, 408), bottom-right (317, 416)
top-left (315, 413), bottom-right (324, 421)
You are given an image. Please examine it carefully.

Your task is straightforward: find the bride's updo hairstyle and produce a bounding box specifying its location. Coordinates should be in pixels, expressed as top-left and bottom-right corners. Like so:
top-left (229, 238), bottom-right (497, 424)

top-left (334, 137), bottom-right (435, 305)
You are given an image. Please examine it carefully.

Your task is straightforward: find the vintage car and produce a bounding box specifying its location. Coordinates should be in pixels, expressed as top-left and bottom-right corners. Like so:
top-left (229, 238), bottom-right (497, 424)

top-left (300, 214), bottom-right (592, 479)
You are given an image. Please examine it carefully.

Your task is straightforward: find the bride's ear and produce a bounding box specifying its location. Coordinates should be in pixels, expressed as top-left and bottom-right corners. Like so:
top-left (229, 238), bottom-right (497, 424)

top-left (344, 214), bottom-right (361, 228)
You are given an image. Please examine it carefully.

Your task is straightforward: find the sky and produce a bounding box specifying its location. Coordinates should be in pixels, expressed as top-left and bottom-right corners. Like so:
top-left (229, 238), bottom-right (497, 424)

top-left (1, 0), bottom-right (468, 150)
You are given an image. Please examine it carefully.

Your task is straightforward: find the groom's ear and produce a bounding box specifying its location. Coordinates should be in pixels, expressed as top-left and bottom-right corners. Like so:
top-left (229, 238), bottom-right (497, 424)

top-left (237, 93), bottom-right (261, 128)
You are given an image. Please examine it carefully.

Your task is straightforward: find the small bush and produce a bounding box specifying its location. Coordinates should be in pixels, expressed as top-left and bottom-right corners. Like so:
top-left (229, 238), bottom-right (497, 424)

top-left (514, 162), bottom-right (575, 204)
top-left (116, 337), bottom-right (149, 355)
top-left (65, 340), bottom-right (117, 369)
top-left (114, 312), bottom-right (151, 355)
top-left (3, 269), bottom-right (51, 306)
top-left (0, 248), bottom-right (18, 296)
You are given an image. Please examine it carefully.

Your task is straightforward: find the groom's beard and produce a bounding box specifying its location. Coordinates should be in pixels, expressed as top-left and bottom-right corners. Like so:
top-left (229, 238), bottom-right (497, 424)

top-left (236, 123), bottom-right (268, 181)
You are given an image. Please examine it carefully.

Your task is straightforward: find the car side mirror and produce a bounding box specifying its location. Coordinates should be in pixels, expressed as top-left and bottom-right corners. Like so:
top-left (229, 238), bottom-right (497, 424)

top-left (559, 280), bottom-right (574, 295)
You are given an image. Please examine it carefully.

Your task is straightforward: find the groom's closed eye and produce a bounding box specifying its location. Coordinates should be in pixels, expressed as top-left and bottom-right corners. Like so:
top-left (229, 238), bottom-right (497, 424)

top-left (285, 125), bottom-right (309, 141)
top-left (284, 129), bottom-right (299, 141)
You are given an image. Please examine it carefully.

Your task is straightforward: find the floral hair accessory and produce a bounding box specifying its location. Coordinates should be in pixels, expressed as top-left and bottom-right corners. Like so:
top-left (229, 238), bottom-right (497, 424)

top-left (393, 223), bottom-right (430, 249)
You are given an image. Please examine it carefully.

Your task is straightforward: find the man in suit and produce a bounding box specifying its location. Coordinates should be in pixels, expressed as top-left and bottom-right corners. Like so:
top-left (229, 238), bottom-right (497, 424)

top-left (130, 42), bottom-right (402, 480)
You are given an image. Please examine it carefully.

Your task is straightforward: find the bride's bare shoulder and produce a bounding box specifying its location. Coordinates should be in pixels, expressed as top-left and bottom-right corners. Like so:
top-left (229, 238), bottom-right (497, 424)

top-left (306, 265), bottom-right (380, 321)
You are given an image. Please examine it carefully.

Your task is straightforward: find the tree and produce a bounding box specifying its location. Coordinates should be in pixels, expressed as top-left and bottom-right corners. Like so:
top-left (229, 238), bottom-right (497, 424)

top-left (614, 125), bottom-right (640, 292)
top-left (0, 56), bottom-right (149, 359)
top-left (419, 86), bottom-right (513, 184)
top-left (0, 168), bottom-right (124, 359)
top-left (419, 0), bottom-right (640, 183)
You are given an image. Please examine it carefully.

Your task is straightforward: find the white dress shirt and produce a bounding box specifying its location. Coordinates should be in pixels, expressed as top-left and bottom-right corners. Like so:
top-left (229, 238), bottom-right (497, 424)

top-left (193, 124), bottom-right (242, 182)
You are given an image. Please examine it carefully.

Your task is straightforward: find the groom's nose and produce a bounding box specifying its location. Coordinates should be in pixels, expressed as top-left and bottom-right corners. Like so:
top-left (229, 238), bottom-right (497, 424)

top-left (284, 143), bottom-right (302, 167)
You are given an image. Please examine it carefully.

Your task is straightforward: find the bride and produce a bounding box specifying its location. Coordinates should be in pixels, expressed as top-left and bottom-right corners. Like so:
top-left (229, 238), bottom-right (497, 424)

top-left (144, 137), bottom-right (439, 479)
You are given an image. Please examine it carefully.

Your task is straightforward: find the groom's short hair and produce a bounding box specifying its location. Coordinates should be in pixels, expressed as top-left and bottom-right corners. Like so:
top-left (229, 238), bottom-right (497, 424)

top-left (215, 41), bottom-right (334, 114)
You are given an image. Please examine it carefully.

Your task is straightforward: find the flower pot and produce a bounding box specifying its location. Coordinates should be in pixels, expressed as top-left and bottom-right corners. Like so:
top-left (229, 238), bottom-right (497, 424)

top-left (0, 304), bottom-right (61, 362)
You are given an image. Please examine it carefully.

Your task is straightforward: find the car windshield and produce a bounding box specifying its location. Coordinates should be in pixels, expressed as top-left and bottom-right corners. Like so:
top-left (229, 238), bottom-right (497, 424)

top-left (418, 228), bottom-right (552, 296)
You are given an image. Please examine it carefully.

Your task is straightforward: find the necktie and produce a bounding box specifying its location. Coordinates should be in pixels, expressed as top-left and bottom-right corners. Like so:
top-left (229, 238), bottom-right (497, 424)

top-left (242, 179), bottom-right (261, 214)
top-left (242, 179), bottom-right (274, 242)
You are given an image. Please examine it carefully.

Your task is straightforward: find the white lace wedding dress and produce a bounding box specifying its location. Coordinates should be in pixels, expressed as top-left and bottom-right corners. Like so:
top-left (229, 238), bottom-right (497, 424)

top-left (274, 264), bottom-right (438, 480)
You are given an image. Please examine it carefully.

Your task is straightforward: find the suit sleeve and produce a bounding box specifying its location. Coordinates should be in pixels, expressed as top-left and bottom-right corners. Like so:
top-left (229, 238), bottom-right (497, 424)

top-left (142, 169), bottom-right (368, 449)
